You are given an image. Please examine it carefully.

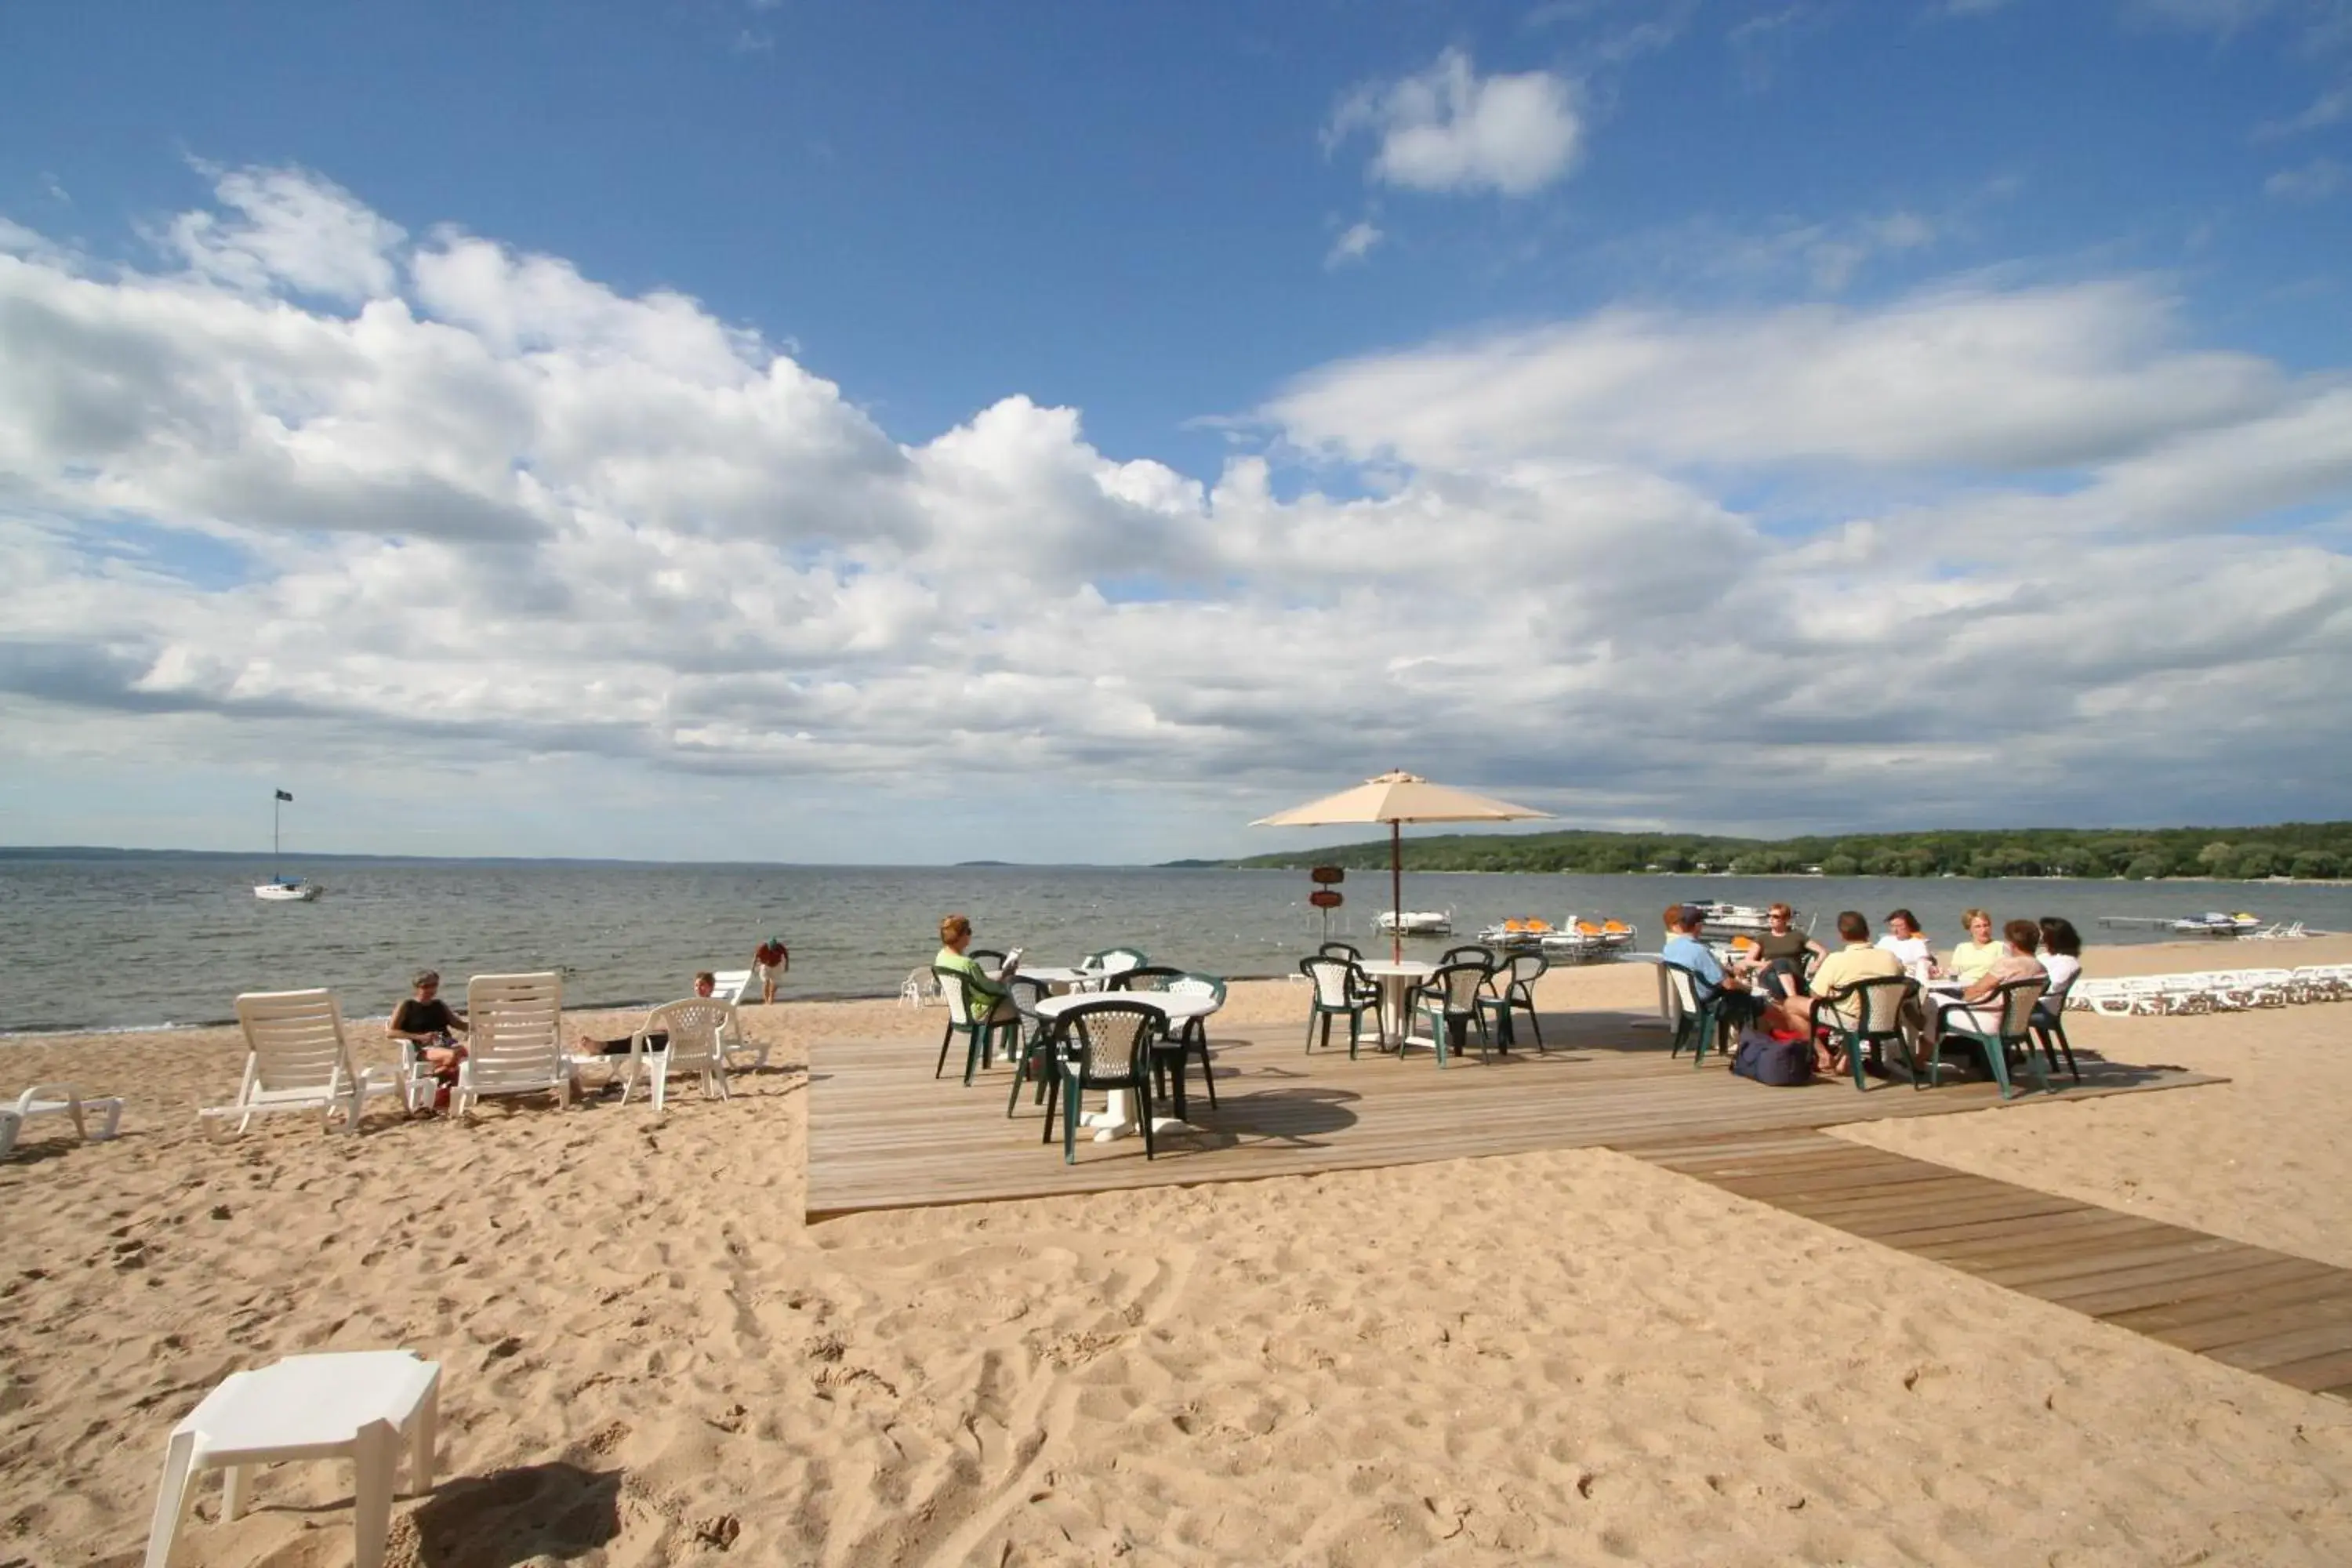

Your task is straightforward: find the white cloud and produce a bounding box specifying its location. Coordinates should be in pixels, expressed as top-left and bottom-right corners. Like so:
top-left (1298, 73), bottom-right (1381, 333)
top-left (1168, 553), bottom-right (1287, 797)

top-left (163, 164), bottom-right (405, 303)
top-left (1327, 49), bottom-right (1583, 197)
top-left (2255, 81), bottom-right (2350, 137)
top-left (1324, 220), bottom-right (1384, 268)
top-left (2266, 155), bottom-right (2349, 198)
top-left (1726, 5), bottom-right (1823, 90)
top-left (2, 166), bottom-right (2349, 855)
top-left (1263, 281), bottom-right (2283, 472)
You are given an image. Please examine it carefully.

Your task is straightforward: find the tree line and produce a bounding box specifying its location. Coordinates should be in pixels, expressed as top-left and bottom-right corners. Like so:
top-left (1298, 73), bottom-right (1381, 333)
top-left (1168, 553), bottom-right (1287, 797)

top-left (1225, 823), bottom-right (2352, 881)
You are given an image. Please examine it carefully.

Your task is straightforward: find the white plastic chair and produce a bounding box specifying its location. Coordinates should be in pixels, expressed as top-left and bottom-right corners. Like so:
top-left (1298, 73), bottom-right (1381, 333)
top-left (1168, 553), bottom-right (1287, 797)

top-left (710, 969), bottom-right (753, 1004)
top-left (205, 991), bottom-right (406, 1137)
top-left (2, 1083), bottom-right (125, 1160)
top-left (454, 973), bottom-right (571, 1116)
top-left (620, 997), bottom-right (737, 1110)
top-left (143, 1350), bottom-right (439, 1568)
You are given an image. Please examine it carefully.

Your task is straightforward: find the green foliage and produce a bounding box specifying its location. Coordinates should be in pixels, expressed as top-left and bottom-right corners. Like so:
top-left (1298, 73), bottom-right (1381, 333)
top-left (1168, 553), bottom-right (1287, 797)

top-left (1232, 822), bottom-right (2352, 880)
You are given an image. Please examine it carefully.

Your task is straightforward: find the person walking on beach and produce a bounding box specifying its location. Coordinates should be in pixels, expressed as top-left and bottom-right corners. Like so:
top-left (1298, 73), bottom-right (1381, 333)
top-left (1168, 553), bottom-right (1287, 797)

top-left (753, 935), bottom-right (789, 1004)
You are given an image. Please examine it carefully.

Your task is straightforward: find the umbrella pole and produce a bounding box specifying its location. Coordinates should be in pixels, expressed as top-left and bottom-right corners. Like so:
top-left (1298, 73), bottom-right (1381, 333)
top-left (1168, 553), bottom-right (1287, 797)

top-left (1391, 819), bottom-right (1403, 964)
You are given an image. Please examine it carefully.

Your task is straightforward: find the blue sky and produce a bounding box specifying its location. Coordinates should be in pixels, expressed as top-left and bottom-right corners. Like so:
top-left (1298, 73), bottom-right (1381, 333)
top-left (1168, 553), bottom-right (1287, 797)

top-left (1, 1), bottom-right (2349, 862)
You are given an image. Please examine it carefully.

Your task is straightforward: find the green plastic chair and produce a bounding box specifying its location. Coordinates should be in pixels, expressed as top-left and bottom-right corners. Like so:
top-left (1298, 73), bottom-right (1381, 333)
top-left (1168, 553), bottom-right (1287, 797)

top-left (2031, 973), bottom-right (2082, 1083)
top-left (1926, 977), bottom-right (2053, 1099)
top-left (1040, 1000), bottom-right (1162, 1164)
top-left (1817, 975), bottom-right (1917, 1091)
top-left (1410, 961), bottom-right (1493, 1068)
top-left (1498, 951), bottom-right (1549, 1052)
top-left (1663, 962), bottom-right (1728, 1068)
top-left (1300, 955), bottom-right (1377, 1058)
top-left (1004, 976), bottom-right (1058, 1116)
top-left (1160, 972), bottom-right (1225, 1115)
top-left (932, 965), bottom-right (1020, 1086)
top-left (1082, 947), bottom-right (1149, 981)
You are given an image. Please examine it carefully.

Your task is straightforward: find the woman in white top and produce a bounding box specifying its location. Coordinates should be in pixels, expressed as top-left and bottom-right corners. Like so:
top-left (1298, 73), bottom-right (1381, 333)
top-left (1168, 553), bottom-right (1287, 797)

top-left (1875, 909), bottom-right (1937, 978)
top-left (2036, 916), bottom-right (2083, 1017)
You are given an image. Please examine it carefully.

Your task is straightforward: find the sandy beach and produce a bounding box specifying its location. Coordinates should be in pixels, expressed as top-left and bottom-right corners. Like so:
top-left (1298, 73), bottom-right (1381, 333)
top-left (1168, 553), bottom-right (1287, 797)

top-left (6, 938), bottom-right (2352, 1565)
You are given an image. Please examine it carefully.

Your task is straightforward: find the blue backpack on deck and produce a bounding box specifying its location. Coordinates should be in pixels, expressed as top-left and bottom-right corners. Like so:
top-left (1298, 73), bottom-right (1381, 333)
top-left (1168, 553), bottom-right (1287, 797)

top-left (1730, 1025), bottom-right (1813, 1087)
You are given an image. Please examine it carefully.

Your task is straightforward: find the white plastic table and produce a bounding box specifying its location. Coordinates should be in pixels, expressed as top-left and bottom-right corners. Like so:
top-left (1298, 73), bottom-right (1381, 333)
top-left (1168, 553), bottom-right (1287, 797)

top-left (1033, 992), bottom-right (1218, 1141)
top-left (1356, 960), bottom-right (1434, 1048)
top-left (145, 1350), bottom-right (441, 1568)
top-left (1006, 965), bottom-right (1095, 991)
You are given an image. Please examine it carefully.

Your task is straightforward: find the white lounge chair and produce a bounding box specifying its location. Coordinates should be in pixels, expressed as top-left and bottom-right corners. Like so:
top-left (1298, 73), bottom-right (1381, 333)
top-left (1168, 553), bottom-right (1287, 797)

top-left (619, 997), bottom-right (737, 1111)
top-left (205, 991), bottom-right (407, 1137)
top-left (1, 1083), bottom-right (125, 1160)
top-left (711, 969), bottom-right (753, 1005)
top-left (453, 973), bottom-right (571, 1116)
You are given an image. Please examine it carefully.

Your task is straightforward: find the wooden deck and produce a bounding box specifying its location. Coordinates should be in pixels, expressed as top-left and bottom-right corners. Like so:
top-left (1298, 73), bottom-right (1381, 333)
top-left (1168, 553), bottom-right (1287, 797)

top-left (806, 1006), bottom-right (2214, 1221)
top-left (1619, 1129), bottom-right (2352, 1403)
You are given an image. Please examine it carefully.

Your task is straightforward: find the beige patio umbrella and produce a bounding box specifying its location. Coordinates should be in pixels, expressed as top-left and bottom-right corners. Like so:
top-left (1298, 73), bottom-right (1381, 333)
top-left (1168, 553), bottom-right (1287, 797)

top-left (1251, 770), bottom-right (1554, 961)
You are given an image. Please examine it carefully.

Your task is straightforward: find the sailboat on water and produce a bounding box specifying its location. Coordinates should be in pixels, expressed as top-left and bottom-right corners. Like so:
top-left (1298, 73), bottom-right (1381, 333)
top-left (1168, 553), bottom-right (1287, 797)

top-left (253, 788), bottom-right (324, 902)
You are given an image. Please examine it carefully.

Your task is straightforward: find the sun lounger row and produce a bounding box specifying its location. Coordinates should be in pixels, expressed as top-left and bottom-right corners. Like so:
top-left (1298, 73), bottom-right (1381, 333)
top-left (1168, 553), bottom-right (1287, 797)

top-left (206, 973), bottom-right (748, 1134)
top-left (2067, 964), bottom-right (2352, 1016)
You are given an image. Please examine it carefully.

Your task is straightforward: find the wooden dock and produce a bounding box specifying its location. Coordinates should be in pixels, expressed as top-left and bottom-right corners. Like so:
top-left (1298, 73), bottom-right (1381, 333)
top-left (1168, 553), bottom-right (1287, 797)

top-left (806, 1007), bottom-right (2212, 1221)
top-left (1619, 1129), bottom-right (2352, 1403)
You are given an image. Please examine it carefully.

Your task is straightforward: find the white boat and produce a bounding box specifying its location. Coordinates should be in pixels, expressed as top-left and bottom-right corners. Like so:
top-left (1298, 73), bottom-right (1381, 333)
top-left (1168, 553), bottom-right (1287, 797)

top-left (1686, 902), bottom-right (1787, 938)
top-left (2170, 911), bottom-right (2259, 937)
top-left (1374, 909), bottom-right (1454, 936)
top-left (252, 788), bottom-right (325, 902)
top-left (1539, 917), bottom-right (1639, 962)
top-left (1476, 917), bottom-right (1559, 950)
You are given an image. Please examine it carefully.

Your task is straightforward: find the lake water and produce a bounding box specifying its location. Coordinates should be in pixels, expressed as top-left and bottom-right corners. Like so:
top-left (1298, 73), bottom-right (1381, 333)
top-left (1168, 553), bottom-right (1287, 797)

top-left (3, 855), bottom-right (2346, 1033)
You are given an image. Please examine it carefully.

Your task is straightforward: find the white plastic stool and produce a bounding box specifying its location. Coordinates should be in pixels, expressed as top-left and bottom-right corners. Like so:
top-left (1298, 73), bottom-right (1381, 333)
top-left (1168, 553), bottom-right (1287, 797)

top-left (143, 1350), bottom-right (441, 1568)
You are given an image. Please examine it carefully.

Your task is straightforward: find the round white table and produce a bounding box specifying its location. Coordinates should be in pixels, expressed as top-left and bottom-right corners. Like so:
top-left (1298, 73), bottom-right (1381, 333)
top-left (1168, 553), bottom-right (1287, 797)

top-left (1033, 991), bottom-right (1219, 1141)
top-left (1007, 965), bottom-right (1095, 990)
top-left (1356, 959), bottom-right (1434, 1049)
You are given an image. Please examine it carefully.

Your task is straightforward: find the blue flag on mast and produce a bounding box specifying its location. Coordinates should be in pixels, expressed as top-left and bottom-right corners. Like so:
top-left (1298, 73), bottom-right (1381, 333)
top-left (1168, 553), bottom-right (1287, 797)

top-left (274, 789), bottom-right (293, 802)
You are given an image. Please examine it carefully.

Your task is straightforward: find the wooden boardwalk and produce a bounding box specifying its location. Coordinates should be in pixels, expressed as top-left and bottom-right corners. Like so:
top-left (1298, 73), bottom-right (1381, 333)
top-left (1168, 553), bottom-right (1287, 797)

top-left (1618, 1129), bottom-right (2352, 1403)
top-left (806, 1005), bottom-right (2212, 1220)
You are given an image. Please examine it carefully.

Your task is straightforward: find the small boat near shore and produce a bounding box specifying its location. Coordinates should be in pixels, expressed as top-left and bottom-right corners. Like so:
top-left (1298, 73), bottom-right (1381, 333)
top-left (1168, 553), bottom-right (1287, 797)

top-left (1374, 909), bottom-right (1455, 936)
top-left (252, 788), bottom-right (325, 902)
top-left (1475, 917), bottom-right (1557, 949)
top-left (1475, 916), bottom-right (1639, 960)
top-left (1686, 902), bottom-right (1793, 939)
top-left (2171, 911), bottom-right (2262, 937)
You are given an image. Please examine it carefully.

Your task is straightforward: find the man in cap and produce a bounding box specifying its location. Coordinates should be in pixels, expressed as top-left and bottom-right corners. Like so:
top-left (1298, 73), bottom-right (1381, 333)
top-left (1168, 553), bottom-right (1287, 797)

top-left (753, 934), bottom-right (790, 1004)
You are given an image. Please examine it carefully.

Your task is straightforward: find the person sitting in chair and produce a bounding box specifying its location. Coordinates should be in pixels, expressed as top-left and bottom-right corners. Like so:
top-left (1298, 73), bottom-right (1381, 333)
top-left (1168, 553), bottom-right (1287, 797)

top-left (1920, 919), bottom-right (2046, 1065)
top-left (935, 914), bottom-right (1019, 1027)
top-left (575, 971), bottom-right (717, 1056)
top-left (388, 970), bottom-right (469, 1077)
top-left (1740, 902), bottom-right (1827, 998)
top-left (1661, 906), bottom-right (1766, 1032)
top-left (1786, 913), bottom-right (1904, 1074)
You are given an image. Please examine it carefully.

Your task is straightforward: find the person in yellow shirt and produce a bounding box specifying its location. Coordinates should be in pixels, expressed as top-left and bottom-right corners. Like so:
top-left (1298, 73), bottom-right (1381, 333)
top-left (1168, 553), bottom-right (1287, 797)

top-left (1791, 913), bottom-right (1906, 1073)
top-left (1947, 909), bottom-right (2002, 983)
